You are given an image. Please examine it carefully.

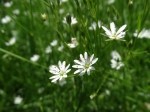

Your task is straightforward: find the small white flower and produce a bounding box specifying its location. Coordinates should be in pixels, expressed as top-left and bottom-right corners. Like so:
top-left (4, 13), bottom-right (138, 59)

top-left (72, 52), bottom-right (98, 75)
top-left (5, 37), bottom-right (16, 46)
top-left (63, 16), bottom-right (78, 25)
top-left (110, 51), bottom-right (124, 70)
top-left (1, 16), bottom-right (11, 24)
top-left (89, 20), bottom-right (101, 30)
top-left (102, 22), bottom-right (127, 41)
top-left (14, 96), bottom-right (23, 105)
top-left (12, 9), bottom-right (20, 15)
top-left (50, 40), bottom-right (58, 47)
top-left (58, 45), bottom-right (64, 51)
top-left (67, 38), bottom-right (78, 48)
top-left (49, 61), bottom-right (71, 83)
top-left (30, 54), bottom-right (40, 62)
top-left (134, 29), bottom-right (150, 39)
top-left (45, 46), bottom-right (52, 54)
top-left (107, 0), bottom-right (115, 4)
top-left (60, 0), bottom-right (68, 4)
top-left (4, 1), bottom-right (13, 8)
top-left (58, 79), bottom-right (67, 86)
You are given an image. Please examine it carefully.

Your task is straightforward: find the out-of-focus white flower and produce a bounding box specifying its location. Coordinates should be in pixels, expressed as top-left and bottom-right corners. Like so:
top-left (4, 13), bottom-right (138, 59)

top-left (107, 0), bottom-right (115, 4)
top-left (30, 54), bottom-right (40, 62)
top-left (145, 103), bottom-right (150, 110)
top-left (41, 13), bottom-right (47, 21)
top-left (105, 89), bottom-right (111, 95)
top-left (59, 79), bottom-right (67, 86)
top-left (110, 51), bottom-right (124, 70)
top-left (1, 16), bottom-right (11, 24)
top-left (38, 87), bottom-right (45, 94)
top-left (59, 9), bottom-right (65, 14)
top-left (4, 1), bottom-right (13, 8)
top-left (13, 9), bottom-right (20, 15)
top-left (0, 89), bottom-right (4, 95)
top-left (89, 21), bottom-right (101, 30)
top-left (5, 37), bottom-right (16, 46)
top-left (50, 40), bottom-right (58, 47)
top-left (45, 46), bottom-right (52, 54)
top-left (60, 0), bottom-right (68, 4)
top-left (49, 61), bottom-right (71, 83)
top-left (134, 29), bottom-right (150, 39)
top-left (102, 22), bottom-right (127, 41)
top-left (72, 52), bottom-right (98, 75)
top-left (58, 45), bottom-right (64, 51)
top-left (63, 16), bottom-right (78, 25)
top-left (14, 96), bottom-right (23, 105)
top-left (67, 38), bottom-right (78, 48)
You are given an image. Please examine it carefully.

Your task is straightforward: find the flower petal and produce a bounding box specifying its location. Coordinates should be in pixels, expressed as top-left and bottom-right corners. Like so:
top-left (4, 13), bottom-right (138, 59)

top-left (102, 26), bottom-right (112, 36)
top-left (116, 24), bottom-right (127, 35)
top-left (91, 58), bottom-right (98, 65)
top-left (110, 22), bottom-right (116, 35)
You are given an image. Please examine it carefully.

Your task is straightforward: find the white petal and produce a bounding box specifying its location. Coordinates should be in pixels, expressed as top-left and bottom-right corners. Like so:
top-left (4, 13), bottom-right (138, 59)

top-left (49, 70), bottom-right (59, 75)
top-left (110, 22), bottom-right (116, 35)
top-left (116, 24), bottom-right (127, 35)
top-left (74, 60), bottom-right (82, 65)
top-left (102, 26), bottom-right (112, 36)
top-left (80, 54), bottom-right (85, 62)
top-left (74, 69), bottom-right (82, 74)
top-left (91, 58), bottom-right (98, 65)
top-left (65, 64), bottom-right (70, 71)
top-left (117, 32), bottom-right (126, 38)
top-left (84, 52), bottom-right (88, 60)
top-left (90, 54), bottom-right (94, 62)
top-left (87, 69), bottom-right (91, 75)
top-left (72, 65), bottom-right (84, 69)
top-left (66, 69), bottom-right (71, 73)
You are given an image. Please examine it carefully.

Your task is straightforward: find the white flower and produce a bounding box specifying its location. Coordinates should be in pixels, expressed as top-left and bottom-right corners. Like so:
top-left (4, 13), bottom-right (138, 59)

top-left (67, 38), bottom-right (78, 48)
top-left (58, 44), bottom-right (64, 51)
top-left (102, 22), bottom-right (127, 40)
top-left (60, 0), bottom-right (68, 4)
top-left (14, 96), bottom-right (23, 105)
top-left (5, 37), bottom-right (16, 46)
top-left (110, 51), bottom-right (124, 70)
top-left (89, 21), bottom-right (101, 30)
top-left (1, 16), bottom-right (11, 24)
top-left (4, 1), bottom-right (13, 8)
top-left (49, 61), bottom-right (71, 83)
top-left (107, 0), bottom-right (115, 4)
top-left (12, 9), bottom-right (20, 15)
top-left (72, 52), bottom-right (98, 75)
top-left (63, 16), bottom-right (78, 25)
top-left (45, 46), bottom-right (52, 54)
top-left (134, 29), bottom-right (150, 39)
top-left (30, 54), bottom-right (40, 62)
top-left (50, 40), bottom-right (58, 47)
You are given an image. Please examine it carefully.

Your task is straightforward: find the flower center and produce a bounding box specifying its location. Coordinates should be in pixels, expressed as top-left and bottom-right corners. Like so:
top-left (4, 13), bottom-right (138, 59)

top-left (84, 63), bottom-right (90, 69)
top-left (59, 70), bottom-right (65, 76)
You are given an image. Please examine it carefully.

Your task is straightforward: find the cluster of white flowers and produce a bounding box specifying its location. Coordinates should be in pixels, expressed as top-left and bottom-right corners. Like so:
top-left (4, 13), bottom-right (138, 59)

top-left (110, 51), bottom-right (124, 70)
top-left (45, 39), bottom-right (66, 54)
top-left (48, 21), bottom-right (127, 84)
top-left (49, 52), bottom-right (98, 83)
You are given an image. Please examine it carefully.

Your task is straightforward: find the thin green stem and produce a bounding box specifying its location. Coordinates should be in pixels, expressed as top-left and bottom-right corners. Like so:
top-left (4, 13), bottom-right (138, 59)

top-left (0, 48), bottom-right (47, 69)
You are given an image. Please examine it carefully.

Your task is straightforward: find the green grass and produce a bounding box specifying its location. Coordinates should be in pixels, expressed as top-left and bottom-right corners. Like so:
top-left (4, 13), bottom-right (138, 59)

top-left (0, 0), bottom-right (150, 111)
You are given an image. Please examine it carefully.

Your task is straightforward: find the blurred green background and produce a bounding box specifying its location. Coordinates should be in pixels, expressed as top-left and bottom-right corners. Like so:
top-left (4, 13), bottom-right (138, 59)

top-left (0, 0), bottom-right (150, 112)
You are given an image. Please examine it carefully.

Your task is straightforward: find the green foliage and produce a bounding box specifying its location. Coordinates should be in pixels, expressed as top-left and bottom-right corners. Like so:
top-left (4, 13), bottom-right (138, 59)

top-left (0, 0), bottom-right (150, 111)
